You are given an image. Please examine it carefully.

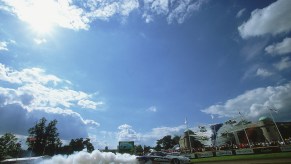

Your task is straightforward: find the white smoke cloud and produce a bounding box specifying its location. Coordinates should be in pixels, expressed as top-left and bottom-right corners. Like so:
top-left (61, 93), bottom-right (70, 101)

top-left (40, 150), bottom-right (137, 164)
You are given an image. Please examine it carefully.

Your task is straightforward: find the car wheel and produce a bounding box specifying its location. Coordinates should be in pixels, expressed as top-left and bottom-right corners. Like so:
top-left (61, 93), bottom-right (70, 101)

top-left (171, 159), bottom-right (180, 164)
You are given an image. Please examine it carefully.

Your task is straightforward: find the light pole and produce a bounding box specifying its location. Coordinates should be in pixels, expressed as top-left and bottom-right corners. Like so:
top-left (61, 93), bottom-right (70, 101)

top-left (238, 112), bottom-right (251, 148)
top-left (268, 108), bottom-right (285, 145)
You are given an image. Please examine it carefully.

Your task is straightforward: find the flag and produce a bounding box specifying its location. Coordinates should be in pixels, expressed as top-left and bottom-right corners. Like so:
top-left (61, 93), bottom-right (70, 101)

top-left (184, 117), bottom-right (187, 125)
top-left (211, 115), bottom-right (214, 119)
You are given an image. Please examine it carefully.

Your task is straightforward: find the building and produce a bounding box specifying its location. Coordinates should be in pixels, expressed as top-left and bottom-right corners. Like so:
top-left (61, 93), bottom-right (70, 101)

top-left (217, 117), bottom-right (291, 146)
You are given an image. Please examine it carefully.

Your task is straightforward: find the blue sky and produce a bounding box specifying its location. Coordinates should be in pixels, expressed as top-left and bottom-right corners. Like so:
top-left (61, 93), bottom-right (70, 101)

top-left (0, 0), bottom-right (291, 149)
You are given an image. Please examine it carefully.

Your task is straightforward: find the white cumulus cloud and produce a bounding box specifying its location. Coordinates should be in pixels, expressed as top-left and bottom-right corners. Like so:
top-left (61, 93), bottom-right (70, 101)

top-left (265, 37), bottom-right (291, 55)
top-left (236, 8), bottom-right (246, 18)
top-left (0, 64), bottom-right (104, 110)
top-left (0, 0), bottom-right (207, 31)
top-left (256, 68), bottom-right (273, 77)
top-left (201, 82), bottom-right (291, 121)
top-left (167, 0), bottom-right (206, 24)
top-left (0, 41), bottom-right (8, 51)
top-left (146, 106), bottom-right (157, 112)
top-left (0, 63), bottom-right (102, 139)
top-left (99, 124), bottom-right (188, 148)
top-left (34, 38), bottom-right (47, 45)
top-left (0, 64), bottom-right (62, 85)
top-left (274, 57), bottom-right (291, 71)
top-left (238, 0), bottom-right (291, 38)
top-left (142, 125), bottom-right (185, 143)
top-left (0, 0), bottom-right (139, 31)
top-left (143, 0), bottom-right (207, 24)
top-left (85, 0), bottom-right (139, 21)
top-left (0, 0), bottom-right (90, 31)
top-left (78, 99), bottom-right (104, 110)
top-left (117, 124), bottom-right (140, 142)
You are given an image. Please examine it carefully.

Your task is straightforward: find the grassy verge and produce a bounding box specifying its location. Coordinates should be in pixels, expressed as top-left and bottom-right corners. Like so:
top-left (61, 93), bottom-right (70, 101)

top-left (191, 152), bottom-right (291, 163)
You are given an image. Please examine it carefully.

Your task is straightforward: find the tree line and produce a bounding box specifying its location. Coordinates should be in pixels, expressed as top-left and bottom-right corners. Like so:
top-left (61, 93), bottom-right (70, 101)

top-left (0, 117), bottom-right (94, 160)
top-left (1, 117), bottom-right (206, 160)
top-left (134, 130), bottom-right (203, 155)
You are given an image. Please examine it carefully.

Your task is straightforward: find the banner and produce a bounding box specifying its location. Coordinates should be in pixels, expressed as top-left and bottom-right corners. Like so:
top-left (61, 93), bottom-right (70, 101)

top-left (196, 151), bottom-right (213, 158)
top-left (218, 150), bottom-right (233, 156)
top-left (253, 147), bottom-right (280, 154)
top-left (235, 148), bottom-right (254, 155)
top-left (280, 145), bottom-right (291, 152)
top-left (118, 141), bottom-right (134, 154)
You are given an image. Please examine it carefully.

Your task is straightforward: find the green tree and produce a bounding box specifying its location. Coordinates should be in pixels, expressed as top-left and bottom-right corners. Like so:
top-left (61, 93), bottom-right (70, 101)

top-left (143, 145), bottom-right (151, 154)
top-left (135, 145), bottom-right (143, 155)
top-left (83, 138), bottom-right (94, 153)
top-left (69, 138), bottom-right (85, 152)
top-left (185, 130), bottom-right (203, 148)
top-left (58, 145), bottom-right (73, 155)
top-left (68, 138), bottom-right (94, 153)
top-left (156, 135), bottom-right (172, 150)
top-left (154, 143), bottom-right (162, 151)
top-left (0, 133), bottom-right (21, 160)
top-left (156, 135), bottom-right (181, 150)
top-left (172, 135), bottom-right (181, 146)
top-left (26, 118), bottom-right (62, 156)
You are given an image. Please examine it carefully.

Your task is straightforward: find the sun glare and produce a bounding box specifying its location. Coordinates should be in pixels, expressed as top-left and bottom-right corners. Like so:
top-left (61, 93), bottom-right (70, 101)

top-left (29, 17), bottom-right (54, 34)
top-left (20, 0), bottom-right (57, 34)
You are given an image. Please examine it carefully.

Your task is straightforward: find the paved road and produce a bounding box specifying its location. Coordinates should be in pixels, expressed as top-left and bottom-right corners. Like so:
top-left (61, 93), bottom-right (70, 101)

top-left (194, 158), bottom-right (291, 164)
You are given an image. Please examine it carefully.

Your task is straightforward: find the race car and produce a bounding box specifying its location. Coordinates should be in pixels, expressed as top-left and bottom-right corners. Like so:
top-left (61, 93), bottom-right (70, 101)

top-left (136, 151), bottom-right (191, 164)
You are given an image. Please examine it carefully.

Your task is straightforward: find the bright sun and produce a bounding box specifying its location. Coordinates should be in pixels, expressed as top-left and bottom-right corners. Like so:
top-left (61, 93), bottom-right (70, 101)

top-left (20, 0), bottom-right (57, 34)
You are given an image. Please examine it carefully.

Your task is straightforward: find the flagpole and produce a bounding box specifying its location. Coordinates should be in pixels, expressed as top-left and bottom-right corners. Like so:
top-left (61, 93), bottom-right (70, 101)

top-left (213, 124), bottom-right (216, 147)
top-left (185, 117), bottom-right (192, 153)
top-left (211, 115), bottom-right (216, 147)
top-left (268, 108), bottom-right (285, 145)
top-left (238, 112), bottom-right (251, 148)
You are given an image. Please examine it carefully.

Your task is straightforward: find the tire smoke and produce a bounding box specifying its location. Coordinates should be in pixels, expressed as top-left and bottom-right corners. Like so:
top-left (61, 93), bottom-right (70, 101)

top-left (40, 150), bottom-right (138, 164)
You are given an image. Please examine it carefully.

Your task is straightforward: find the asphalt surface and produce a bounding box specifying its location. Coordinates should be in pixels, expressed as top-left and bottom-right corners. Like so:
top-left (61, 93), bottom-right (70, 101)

top-left (194, 158), bottom-right (291, 164)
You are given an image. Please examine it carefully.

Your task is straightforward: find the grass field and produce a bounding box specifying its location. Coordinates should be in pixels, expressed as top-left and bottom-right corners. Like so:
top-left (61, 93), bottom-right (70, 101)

top-left (191, 152), bottom-right (291, 163)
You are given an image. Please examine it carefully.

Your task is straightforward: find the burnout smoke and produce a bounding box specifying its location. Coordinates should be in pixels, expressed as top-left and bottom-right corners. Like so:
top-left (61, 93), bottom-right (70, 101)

top-left (40, 150), bottom-right (138, 164)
